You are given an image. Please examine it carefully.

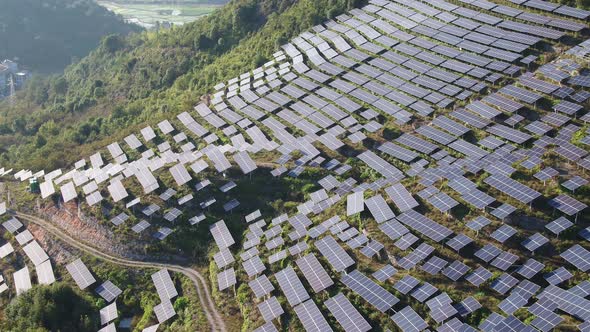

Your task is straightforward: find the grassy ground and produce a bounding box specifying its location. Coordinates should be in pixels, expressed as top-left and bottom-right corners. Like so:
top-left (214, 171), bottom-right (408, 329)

top-left (97, 1), bottom-right (225, 28)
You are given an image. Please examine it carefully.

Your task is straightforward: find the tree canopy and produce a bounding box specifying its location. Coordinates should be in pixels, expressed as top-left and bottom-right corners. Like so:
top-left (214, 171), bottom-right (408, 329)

top-left (2, 283), bottom-right (100, 332)
top-left (0, 0), bottom-right (363, 171)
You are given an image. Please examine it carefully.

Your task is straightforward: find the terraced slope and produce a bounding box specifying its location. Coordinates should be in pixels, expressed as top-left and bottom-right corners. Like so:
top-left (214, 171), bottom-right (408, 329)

top-left (2, 0), bottom-right (590, 331)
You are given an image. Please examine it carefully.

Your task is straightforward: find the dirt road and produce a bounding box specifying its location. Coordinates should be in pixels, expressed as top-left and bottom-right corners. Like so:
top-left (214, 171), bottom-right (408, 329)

top-left (14, 211), bottom-right (227, 332)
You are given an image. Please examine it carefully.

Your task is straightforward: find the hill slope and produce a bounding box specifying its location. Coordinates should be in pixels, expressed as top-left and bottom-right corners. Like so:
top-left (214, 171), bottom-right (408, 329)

top-left (0, 0), bottom-right (141, 73)
top-left (0, 0), bottom-right (363, 170)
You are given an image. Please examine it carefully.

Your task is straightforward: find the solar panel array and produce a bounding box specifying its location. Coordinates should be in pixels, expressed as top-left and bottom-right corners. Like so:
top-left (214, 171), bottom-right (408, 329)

top-left (7, 0), bottom-right (590, 330)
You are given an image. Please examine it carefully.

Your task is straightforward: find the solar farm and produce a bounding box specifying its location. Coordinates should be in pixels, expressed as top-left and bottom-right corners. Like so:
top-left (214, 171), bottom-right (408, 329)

top-left (2, 0), bottom-right (590, 331)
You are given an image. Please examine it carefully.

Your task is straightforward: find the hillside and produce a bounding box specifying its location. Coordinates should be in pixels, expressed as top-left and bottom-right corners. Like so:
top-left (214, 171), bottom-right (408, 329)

top-left (0, 0), bottom-right (363, 171)
top-left (1, 0), bottom-right (590, 331)
top-left (0, 0), bottom-right (141, 73)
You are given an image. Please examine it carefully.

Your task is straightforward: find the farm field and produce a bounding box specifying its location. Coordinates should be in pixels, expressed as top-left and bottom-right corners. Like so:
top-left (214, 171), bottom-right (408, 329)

top-left (97, 1), bottom-right (226, 28)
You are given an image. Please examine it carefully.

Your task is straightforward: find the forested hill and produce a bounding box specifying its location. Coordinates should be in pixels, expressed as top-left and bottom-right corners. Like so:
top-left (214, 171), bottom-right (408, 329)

top-left (0, 0), bottom-right (141, 73)
top-left (0, 0), bottom-right (364, 171)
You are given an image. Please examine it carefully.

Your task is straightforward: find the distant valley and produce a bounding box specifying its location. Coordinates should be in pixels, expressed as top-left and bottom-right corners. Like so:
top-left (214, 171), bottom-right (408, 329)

top-left (97, 0), bottom-right (228, 28)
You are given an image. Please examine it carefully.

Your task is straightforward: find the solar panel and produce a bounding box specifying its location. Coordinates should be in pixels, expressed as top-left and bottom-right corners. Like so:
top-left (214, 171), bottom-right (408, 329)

top-left (443, 260), bottom-right (470, 281)
top-left (98, 323), bottom-right (116, 332)
top-left (210, 220), bottom-right (235, 249)
top-left (530, 309), bottom-right (563, 332)
top-left (140, 126), bottom-right (156, 141)
top-left (465, 266), bottom-right (492, 287)
top-left (357, 151), bottom-right (404, 181)
top-left (484, 174), bottom-right (540, 204)
top-left (347, 191), bottom-right (364, 216)
top-left (107, 180), bottom-right (128, 203)
top-left (514, 259), bottom-right (544, 280)
top-left (394, 275), bottom-right (420, 295)
top-left (325, 293), bottom-right (371, 332)
top-left (289, 241), bottom-right (309, 256)
top-left (36, 260), bottom-right (56, 285)
top-left (243, 255), bottom-right (266, 277)
top-left (399, 242), bottom-right (435, 271)
top-left (15, 229), bottom-right (33, 245)
top-left (491, 225), bottom-right (517, 243)
top-left (391, 306), bottom-right (428, 332)
top-left (539, 284), bottom-right (590, 322)
top-left (295, 254), bottom-right (333, 293)
top-left (379, 219), bottom-right (409, 241)
top-left (378, 142), bottom-right (419, 162)
top-left (549, 194), bottom-right (587, 216)
top-left (491, 251), bottom-right (519, 271)
top-left (23, 240), bottom-right (49, 266)
top-left (492, 203), bottom-right (517, 220)
top-left (521, 233), bottom-right (549, 252)
top-left (421, 256), bottom-right (448, 275)
top-left (397, 210), bottom-right (452, 242)
top-left (131, 220), bottom-right (150, 233)
top-left (455, 296), bottom-right (481, 317)
top-left (169, 164), bottom-right (192, 186)
top-left (96, 280), bottom-right (122, 302)
top-left (372, 264), bottom-right (397, 282)
top-left (466, 216), bottom-right (491, 231)
top-left (124, 134), bottom-right (142, 149)
top-left (561, 176), bottom-right (588, 192)
top-left (275, 266), bottom-right (310, 307)
top-left (66, 258), bottom-right (96, 290)
top-left (152, 269), bottom-right (178, 300)
top-left (560, 245), bottom-right (590, 272)
top-left (545, 217), bottom-right (574, 235)
top-left (0, 242), bottom-right (14, 258)
top-left (13, 266), bottom-right (32, 295)
top-left (293, 299), bottom-right (333, 332)
top-left (315, 236), bottom-right (354, 273)
top-left (341, 270), bottom-right (399, 312)
top-left (479, 312), bottom-right (504, 332)
top-left (154, 298), bottom-right (176, 323)
top-left (217, 267), bottom-right (236, 291)
top-left (499, 293), bottom-right (528, 315)
top-left (99, 301), bottom-right (118, 325)
top-left (142, 204), bottom-right (160, 217)
top-left (85, 190), bottom-right (103, 206)
top-left (40, 180), bottom-right (56, 199)
top-left (394, 233), bottom-right (419, 250)
top-left (60, 182), bottom-right (77, 203)
top-left (213, 248), bottom-right (235, 270)
top-left (252, 322), bottom-right (278, 332)
top-left (427, 192), bottom-right (459, 213)
top-left (491, 273), bottom-right (519, 295)
top-left (568, 280), bottom-right (590, 298)
top-left (364, 195), bottom-right (395, 223)
top-left (429, 299), bottom-right (458, 323)
top-left (249, 275), bottom-right (274, 298)
top-left (258, 296), bottom-right (284, 322)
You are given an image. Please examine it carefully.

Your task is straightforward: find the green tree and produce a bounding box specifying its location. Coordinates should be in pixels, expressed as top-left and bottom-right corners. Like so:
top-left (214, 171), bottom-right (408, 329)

top-left (2, 283), bottom-right (99, 332)
top-left (52, 77), bottom-right (68, 95)
top-left (102, 35), bottom-right (126, 54)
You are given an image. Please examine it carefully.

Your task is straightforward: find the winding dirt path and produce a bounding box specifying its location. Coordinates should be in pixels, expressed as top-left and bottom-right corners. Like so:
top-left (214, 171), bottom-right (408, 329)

top-left (14, 211), bottom-right (227, 332)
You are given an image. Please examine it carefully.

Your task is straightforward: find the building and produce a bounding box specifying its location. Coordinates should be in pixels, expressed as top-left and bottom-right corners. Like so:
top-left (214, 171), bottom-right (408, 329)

top-left (1, 60), bottom-right (18, 73)
top-left (0, 64), bottom-right (9, 98)
top-left (0, 60), bottom-right (28, 100)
